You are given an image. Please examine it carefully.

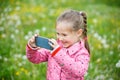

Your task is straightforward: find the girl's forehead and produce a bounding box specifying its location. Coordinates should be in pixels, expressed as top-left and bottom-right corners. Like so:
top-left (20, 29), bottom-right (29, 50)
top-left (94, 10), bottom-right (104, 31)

top-left (56, 21), bottom-right (73, 30)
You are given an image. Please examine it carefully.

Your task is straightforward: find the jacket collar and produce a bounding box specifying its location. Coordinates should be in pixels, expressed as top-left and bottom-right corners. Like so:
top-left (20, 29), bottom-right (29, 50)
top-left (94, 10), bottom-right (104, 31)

top-left (67, 41), bottom-right (84, 55)
top-left (58, 40), bottom-right (85, 55)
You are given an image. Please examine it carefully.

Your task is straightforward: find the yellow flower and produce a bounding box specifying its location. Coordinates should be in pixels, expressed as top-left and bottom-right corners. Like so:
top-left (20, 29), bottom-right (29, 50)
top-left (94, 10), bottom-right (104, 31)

top-left (24, 69), bottom-right (28, 75)
top-left (20, 67), bottom-right (28, 75)
top-left (2, 77), bottom-right (4, 80)
top-left (15, 71), bottom-right (20, 76)
top-left (20, 67), bottom-right (24, 72)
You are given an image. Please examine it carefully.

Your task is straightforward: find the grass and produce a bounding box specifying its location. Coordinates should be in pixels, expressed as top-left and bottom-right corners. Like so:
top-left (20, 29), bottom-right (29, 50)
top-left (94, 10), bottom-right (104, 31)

top-left (0, 0), bottom-right (120, 80)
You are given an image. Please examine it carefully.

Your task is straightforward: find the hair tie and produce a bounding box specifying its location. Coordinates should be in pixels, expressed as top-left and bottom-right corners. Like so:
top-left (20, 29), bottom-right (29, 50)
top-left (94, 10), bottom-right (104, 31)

top-left (79, 11), bottom-right (83, 15)
top-left (79, 12), bottom-right (82, 15)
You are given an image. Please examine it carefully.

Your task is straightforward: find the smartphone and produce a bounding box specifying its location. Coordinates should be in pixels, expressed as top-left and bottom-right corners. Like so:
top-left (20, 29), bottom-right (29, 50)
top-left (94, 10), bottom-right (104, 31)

top-left (35, 36), bottom-right (53, 50)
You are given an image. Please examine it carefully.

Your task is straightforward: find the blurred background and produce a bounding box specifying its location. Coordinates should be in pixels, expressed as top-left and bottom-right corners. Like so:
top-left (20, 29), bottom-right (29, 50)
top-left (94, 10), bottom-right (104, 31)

top-left (0, 0), bottom-right (120, 80)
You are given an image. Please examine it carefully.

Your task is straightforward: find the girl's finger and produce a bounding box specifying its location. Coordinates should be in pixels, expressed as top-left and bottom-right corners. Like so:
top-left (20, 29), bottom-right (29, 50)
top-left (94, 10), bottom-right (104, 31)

top-left (48, 42), bottom-right (53, 47)
top-left (31, 36), bottom-right (35, 42)
top-left (34, 34), bottom-right (39, 37)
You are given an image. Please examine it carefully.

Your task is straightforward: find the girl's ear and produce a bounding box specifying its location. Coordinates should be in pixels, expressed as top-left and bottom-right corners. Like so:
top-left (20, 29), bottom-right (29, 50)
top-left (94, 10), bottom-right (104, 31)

top-left (77, 29), bottom-right (83, 37)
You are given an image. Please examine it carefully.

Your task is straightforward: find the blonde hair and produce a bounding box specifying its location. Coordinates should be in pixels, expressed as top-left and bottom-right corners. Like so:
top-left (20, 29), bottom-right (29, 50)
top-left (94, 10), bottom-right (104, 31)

top-left (56, 9), bottom-right (90, 53)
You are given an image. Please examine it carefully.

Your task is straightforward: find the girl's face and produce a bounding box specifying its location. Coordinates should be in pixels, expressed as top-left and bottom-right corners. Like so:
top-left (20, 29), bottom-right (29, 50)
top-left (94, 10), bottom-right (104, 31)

top-left (56, 21), bottom-right (82, 48)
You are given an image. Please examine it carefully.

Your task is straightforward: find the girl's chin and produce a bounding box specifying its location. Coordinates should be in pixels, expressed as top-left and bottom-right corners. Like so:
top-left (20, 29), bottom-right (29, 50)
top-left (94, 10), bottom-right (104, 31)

top-left (62, 42), bottom-right (72, 48)
top-left (63, 44), bottom-right (71, 48)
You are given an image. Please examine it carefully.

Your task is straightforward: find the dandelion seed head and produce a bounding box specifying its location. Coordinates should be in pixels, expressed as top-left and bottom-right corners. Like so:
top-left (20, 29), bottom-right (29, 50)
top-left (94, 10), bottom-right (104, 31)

top-left (109, 51), bottom-right (114, 55)
top-left (11, 14), bottom-right (20, 21)
top-left (108, 78), bottom-right (114, 80)
top-left (24, 35), bottom-right (29, 40)
top-left (22, 55), bottom-right (27, 60)
top-left (15, 6), bottom-right (21, 11)
top-left (0, 27), bottom-right (4, 31)
top-left (101, 38), bottom-right (106, 44)
top-left (93, 18), bottom-right (98, 24)
top-left (4, 57), bottom-right (8, 62)
top-left (28, 31), bottom-right (33, 35)
top-left (42, 27), bottom-right (46, 32)
top-left (33, 19), bottom-right (37, 24)
top-left (116, 60), bottom-right (120, 68)
top-left (103, 43), bottom-right (109, 48)
top-left (93, 32), bottom-right (99, 38)
top-left (10, 34), bottom-right (15, 39)
top-left (14, 54), bottom-right (22, 58)
top-left (16, 20), bottom-right (21, 26)
top-left (2, 34), bottom-right (6, 38)
top-left (18, 63), bottom-right (22, 67)
top-left (97, 36), bottom-right (102, 41)
top-left (15, 29), bottom-right (19, 34)
top-left (34, 29), bottom-right (40, 34)
top-left (95, 74), bottom-right (105, 80)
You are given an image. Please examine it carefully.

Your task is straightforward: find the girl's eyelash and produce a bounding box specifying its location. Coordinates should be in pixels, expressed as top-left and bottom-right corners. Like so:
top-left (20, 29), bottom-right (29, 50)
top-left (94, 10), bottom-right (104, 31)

top-left (56, 32), bottom-right (67, 36)
top-left (63, 34), bottom-right (67, 36)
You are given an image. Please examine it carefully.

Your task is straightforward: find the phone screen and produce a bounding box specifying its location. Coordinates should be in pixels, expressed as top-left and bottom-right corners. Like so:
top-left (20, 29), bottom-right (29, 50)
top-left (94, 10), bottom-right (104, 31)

top-left (35, 36), bottom-right (53, 50)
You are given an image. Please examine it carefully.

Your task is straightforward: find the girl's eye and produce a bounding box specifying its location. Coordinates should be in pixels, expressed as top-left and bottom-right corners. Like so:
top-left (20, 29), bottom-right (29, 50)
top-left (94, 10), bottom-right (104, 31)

top-left (63, 34), bottom-right (67, 36)
top-left (56, 32), bottom-right (67, 36)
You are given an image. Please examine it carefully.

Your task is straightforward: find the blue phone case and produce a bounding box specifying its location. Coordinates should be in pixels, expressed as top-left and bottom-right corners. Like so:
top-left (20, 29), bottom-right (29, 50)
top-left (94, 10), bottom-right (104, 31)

top-left (35, 36), bottom-right (53, 50)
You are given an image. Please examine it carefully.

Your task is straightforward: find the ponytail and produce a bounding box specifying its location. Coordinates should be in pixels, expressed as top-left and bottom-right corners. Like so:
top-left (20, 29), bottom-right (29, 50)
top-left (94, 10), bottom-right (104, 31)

top-left (80, 11), bottom-right (90, 54)
top-left (84, 39), bottom-right (90, 54)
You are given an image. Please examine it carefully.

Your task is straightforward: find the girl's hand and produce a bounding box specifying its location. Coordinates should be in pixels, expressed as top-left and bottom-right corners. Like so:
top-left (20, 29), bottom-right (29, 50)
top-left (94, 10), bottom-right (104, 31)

top-left (49, 38), bottom-right (59, 49)
top-left (29, 34), bottom-right (39, 48)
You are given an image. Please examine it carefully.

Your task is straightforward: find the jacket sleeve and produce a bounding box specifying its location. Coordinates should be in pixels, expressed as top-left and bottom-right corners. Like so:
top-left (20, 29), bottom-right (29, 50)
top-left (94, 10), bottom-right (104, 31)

top-left (26, 44), bottom-right (50, 64)
top-left (53, 48), bottom-right (90, 77)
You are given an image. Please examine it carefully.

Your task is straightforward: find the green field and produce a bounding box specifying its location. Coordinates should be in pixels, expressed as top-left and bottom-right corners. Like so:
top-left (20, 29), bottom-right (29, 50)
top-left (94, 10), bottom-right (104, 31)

top-left (0, 0), bottom-right (120, 80)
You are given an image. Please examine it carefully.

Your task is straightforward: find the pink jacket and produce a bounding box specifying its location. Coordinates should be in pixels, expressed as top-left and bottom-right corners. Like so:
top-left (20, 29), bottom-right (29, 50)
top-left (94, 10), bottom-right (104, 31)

top-left (26, 40), bottom-right (90, 80)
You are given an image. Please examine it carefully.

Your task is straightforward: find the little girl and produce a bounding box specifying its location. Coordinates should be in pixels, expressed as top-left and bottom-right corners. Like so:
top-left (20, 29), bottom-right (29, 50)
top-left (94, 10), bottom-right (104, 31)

top-left (26, 9), bottom-right (90, 80)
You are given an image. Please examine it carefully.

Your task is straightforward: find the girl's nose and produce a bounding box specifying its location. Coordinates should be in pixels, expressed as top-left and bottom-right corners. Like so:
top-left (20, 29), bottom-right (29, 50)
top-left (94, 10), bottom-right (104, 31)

top-left (58, 36), bottom-right (63, 41)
